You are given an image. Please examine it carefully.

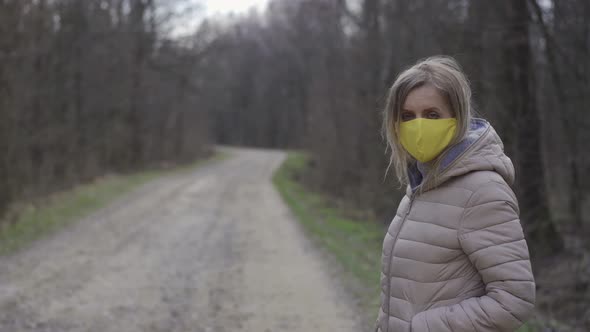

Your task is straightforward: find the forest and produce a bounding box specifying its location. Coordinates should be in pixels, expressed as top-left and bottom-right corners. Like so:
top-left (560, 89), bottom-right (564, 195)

top-left (0, 0), bottom-right (588, 329)
top-left (201, 1), bottom-right (590, 326)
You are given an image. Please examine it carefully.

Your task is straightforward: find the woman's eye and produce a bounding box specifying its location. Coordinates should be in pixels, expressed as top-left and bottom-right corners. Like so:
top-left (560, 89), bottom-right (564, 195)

top-left (401, 113), bottom-right (415, 121)
top-left (427, 112), bottom-right (440, 119)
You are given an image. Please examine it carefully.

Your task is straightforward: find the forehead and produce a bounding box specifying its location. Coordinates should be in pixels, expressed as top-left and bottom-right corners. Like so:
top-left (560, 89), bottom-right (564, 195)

top-left (403, 84), bottom-right (448, 110)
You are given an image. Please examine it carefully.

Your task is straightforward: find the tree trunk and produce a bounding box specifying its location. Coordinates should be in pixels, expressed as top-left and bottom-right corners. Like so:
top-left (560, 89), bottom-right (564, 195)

top-left (504, 0), bottom-right (562, 254)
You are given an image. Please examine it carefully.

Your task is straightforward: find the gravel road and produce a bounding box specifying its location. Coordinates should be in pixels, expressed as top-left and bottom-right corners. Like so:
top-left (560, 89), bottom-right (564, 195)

top-left (0, 147), bottom-right (363, 332)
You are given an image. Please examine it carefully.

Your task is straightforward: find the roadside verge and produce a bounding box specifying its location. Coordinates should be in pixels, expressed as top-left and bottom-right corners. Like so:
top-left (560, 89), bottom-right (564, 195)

top-left (0, 151), bottom-right (227, 256)
top-left (272, 151), bottom-right (384, 326)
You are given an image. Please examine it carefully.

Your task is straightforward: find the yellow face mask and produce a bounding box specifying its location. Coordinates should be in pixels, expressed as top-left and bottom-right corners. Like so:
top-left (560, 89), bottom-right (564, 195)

top-left (399, 118), bottom-right (457, 163)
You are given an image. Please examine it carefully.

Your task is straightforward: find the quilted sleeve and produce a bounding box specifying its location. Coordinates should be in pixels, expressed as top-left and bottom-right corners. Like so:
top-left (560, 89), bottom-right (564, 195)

top-left (410, 181), bottom-right (536, 332)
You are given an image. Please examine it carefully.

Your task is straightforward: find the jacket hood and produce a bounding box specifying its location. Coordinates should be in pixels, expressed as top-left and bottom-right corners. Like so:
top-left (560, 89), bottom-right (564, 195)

top-left (408, 118), bottom-right (515, 193)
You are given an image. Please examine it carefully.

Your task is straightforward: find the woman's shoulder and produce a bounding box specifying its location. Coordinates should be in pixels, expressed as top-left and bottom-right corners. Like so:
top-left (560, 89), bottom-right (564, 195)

top-left (441, 170), bottom-right (518, 207)
top-left (447, 170), bottom-right (511, 192)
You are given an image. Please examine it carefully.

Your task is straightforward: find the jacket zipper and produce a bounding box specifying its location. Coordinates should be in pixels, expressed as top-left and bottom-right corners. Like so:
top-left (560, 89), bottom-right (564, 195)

top-left (383, 191), bottom-right (417, 332)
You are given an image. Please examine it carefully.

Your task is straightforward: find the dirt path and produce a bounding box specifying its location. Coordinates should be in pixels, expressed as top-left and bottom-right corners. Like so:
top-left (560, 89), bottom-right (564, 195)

top-left (0, 147), bottom-right (363, 332)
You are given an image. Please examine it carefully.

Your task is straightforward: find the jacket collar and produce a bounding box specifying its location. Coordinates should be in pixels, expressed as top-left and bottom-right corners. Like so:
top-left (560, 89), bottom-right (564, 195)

top-left (408, 118), bottom-right (515, 193)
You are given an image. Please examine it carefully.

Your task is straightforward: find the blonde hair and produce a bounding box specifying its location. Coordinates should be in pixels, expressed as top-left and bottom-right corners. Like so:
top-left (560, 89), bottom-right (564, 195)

top-left (382, 55), bottom-right (473, 188)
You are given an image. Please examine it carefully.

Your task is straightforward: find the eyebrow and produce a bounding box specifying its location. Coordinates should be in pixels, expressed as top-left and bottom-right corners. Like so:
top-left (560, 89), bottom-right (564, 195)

top-left (423, 107), bottom-right (440, 112)
top-left (401, 107), bottom-right (440, 112)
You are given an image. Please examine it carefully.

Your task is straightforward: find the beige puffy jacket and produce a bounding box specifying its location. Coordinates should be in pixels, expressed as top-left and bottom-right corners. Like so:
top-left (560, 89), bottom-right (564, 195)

top-left (376, 119), bottom-right (535, 332)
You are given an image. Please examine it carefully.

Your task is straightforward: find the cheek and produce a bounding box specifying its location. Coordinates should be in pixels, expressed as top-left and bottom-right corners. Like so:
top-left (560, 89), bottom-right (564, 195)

top-left (443, 107), bottom-right (455, 118)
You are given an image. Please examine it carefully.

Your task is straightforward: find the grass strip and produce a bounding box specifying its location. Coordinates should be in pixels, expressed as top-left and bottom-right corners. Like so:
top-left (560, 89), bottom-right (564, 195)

top-left (0, 151), bottom-right (227, 256)
top-left (272, 151), bottom-right (384, 323)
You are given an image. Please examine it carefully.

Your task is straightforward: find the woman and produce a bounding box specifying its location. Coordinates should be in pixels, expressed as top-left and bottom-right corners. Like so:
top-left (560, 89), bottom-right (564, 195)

top-left (375, 56), bottom-right (535, 332)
